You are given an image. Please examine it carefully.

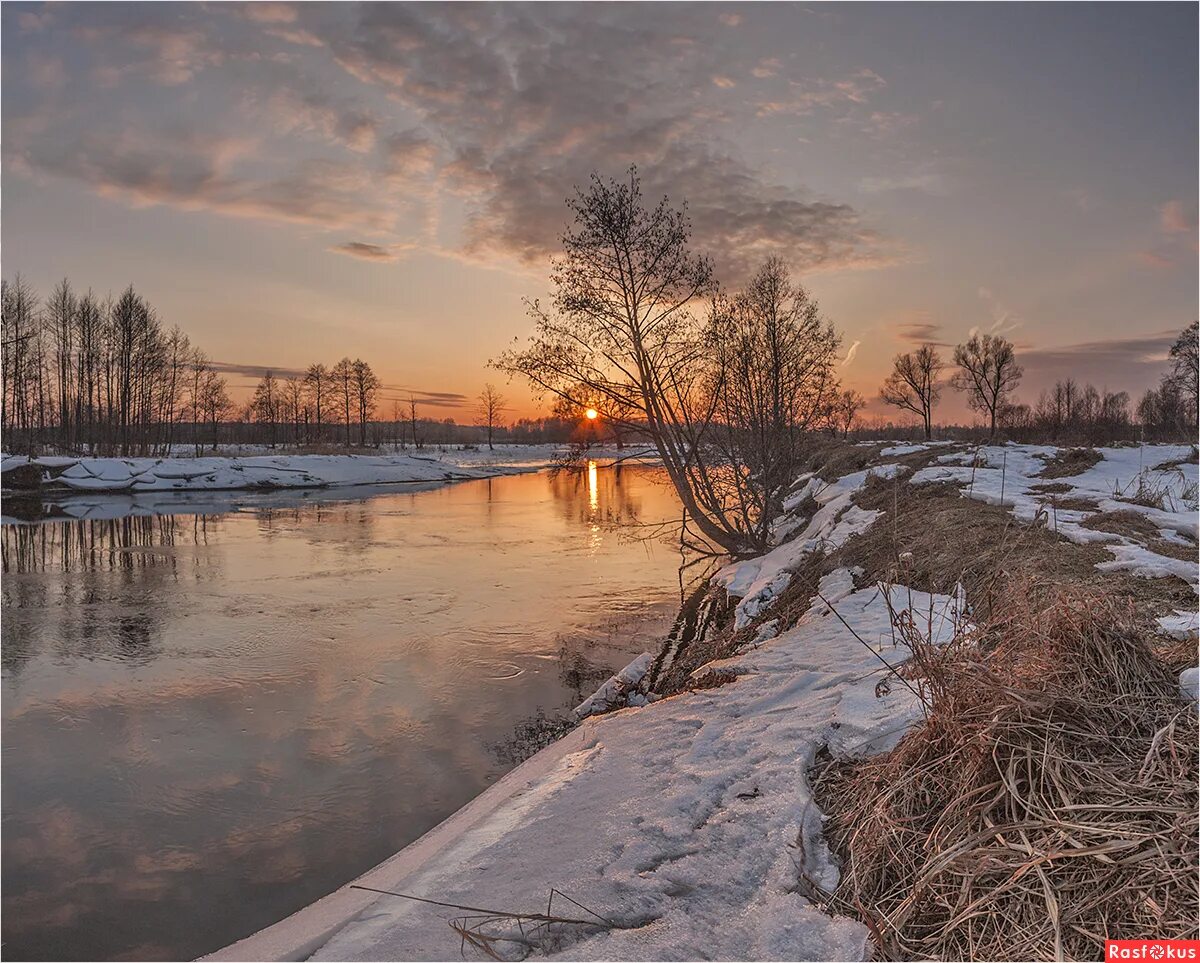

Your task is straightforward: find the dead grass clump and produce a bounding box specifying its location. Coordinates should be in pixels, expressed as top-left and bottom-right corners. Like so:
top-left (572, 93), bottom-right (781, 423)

top-left (1081, 511), bottom-right (1199, 563)
top-left (1037, 447), bottom-right (1102, 479)
top-left (1153, 445), bottom-right (1199, 472)
top-left (1048, 496), bottom-right (1102, 513)
top-left (1029, 482), bottom-right (1072, 494)
top-left (802, 438), bottom-right (879, 480)
top-left (813, 586), bottom-right (1198, 961)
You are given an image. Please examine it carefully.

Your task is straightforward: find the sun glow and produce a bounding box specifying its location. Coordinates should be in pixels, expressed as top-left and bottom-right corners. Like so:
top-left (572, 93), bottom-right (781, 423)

top-left (584, 408), bottom-right (599, 420)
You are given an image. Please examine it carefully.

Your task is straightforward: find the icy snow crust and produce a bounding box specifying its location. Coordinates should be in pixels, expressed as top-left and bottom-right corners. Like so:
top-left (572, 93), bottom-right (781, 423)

top-left (208, 442), bottom-right (1195, 961)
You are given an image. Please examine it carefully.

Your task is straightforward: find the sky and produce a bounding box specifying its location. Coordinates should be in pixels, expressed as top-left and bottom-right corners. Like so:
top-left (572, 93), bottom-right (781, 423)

top-left (3, 2), bottom-right (1197, 423)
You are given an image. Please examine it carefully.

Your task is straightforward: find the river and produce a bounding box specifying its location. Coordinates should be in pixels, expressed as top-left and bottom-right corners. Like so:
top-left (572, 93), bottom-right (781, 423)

top-left (1, 463), bottom-right (696, 961)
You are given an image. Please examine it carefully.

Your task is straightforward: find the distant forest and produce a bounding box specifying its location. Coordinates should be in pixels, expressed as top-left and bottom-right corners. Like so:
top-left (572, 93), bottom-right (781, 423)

top-left (2, 273), bottom-right (1196, 457)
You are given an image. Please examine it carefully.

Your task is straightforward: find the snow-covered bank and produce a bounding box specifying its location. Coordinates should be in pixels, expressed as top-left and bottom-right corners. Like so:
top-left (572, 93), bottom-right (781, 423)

top-left (0, 445), bottom-right (653, 504)
top-left (205, 441), bottom-right (1196, 962)
top-left (1, 451), bottom-right (532, 496)
top-left (210, 571), bottom-right (963, 962)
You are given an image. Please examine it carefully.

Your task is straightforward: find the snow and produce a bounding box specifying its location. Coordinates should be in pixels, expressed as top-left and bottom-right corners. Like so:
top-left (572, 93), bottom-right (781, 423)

top-left (1158, 610), bottom-right (1200, 640)
top-left (211, 571), bottom-right (964, 962)
top-left (207, 442), bottom-right (1192, 962)
top-left (1, 452), bottom-right (537, 493)
top-left (715, 464), bottom-right (901, 629)
top-left (909, 444), bottom-right (1199, 619)
top-left (574, 653), bottom-right (655, 719)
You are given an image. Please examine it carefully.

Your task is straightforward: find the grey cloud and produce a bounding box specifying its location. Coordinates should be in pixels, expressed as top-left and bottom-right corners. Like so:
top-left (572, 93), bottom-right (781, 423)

top-left (329, 242), bottom-right (400, 262)
top-left (210, 361), bottom-right (306, 380)
top-left (9, 2), bottom-right (900, 280)
top-left (895, 322), bottom-right (946, 344)
top-left (1015, 330), bottom-right (1182, 399)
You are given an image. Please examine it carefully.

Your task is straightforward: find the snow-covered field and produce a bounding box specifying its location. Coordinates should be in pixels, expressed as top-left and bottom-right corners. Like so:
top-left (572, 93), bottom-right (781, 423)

top-left (207, 441), bottom-right (1197, 961)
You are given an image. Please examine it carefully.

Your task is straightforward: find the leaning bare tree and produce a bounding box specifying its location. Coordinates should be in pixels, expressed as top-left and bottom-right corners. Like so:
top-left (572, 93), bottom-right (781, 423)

top-left (950, 333), bottom-right (1022, 438)
top-left (477, 383), bottom-right (507, 450)
top-left (880, 344), bottom-right (944, 440)
top-left (706, 257), bottom-right (841, 548)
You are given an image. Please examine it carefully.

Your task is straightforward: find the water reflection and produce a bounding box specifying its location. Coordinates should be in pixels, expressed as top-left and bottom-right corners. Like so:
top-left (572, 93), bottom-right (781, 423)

top-left (2, 466), bottom-right (692, 961)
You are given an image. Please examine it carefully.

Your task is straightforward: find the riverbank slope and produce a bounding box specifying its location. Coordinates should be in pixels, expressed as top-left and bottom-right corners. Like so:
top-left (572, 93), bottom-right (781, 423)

top-left (209, 441), bottom-right (1198, 961)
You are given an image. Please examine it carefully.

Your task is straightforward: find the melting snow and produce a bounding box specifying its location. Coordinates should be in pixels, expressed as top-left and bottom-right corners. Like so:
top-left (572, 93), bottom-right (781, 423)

top-left (220, 572), bottom-right (963, 962)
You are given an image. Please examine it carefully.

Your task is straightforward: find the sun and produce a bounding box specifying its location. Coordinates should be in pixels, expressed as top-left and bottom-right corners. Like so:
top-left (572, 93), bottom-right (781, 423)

top-left (584, 408), bottom-right (599, 420)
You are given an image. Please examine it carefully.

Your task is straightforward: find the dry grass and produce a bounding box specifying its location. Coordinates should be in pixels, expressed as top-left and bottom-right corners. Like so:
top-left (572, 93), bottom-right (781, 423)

top-left (811, 585), bottom-right (1198, 961)
top-left (839, 475), bottom-right (1194, 631)
top-left (1081, 511), bottom-right (1200, 563)
top-left (1152, 446), bottom-right (1199, 472)
top-left (1037, 448), bottom-right (1102, 479)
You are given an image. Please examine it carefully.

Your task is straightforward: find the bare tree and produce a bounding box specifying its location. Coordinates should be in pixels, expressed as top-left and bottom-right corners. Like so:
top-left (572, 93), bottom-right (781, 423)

top-left (833, 388), bottom-right (866, 437)
top-left (303, 363), bottom-right (329, 443)
top-left (477, 383), bottom-right (507, 449)
top-left (331, 357), bottom-right (354, 447)
top-left (251, 371), bottom-right (279, 447)
top-left (880, 344), bottom-right (944, 440)
top-left (706, 258), bottom-right (842, 546)
top-left (950, 333), bottom-right (1022, 438)
top-left (351, 358), bottom-right (380, 446)
top-left (409, 395), bottom-right (421, 449)
top-left (283, 375), bottom-right (307, 445)
top-left (1166, 321), bottom-right (1198, 422)
top-left (497, 167), bottom-right (766, 551)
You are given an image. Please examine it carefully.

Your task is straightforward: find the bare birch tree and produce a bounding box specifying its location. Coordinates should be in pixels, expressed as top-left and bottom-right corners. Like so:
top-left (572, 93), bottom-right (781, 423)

top-left (351, 358), bottom-right (380, 446)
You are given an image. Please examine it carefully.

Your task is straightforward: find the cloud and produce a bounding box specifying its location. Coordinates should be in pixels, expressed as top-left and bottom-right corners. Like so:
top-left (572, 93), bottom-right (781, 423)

top-left (1158, 199), bottom-right (1195, 235)
top-left (755, 69), bottom-right (887, 118)
top-left (975, 287), bottom-right (1023, 337)
top-left (841, 340), bottom-right (861, 366)
top-left (268, 90), bottom-right (379, 153)
top-left (859, 170), bottom-right (946, 194)
top-left (895, 321), bottom-right (945, 345)
top-left (718, 12), bottom-right (743, 27)
top-left (328, 241), bottom-right (400, 262)
top-left (1016, 330), bottom-right (1181, 398)
top-left (751, 58), bottom-right (782, 79)
top-left (210, 361), bottom-right (307, 380)
top-left (241, 3), bottom-right (297, 25)
top-left (8, 4), bottom-right (900, 279)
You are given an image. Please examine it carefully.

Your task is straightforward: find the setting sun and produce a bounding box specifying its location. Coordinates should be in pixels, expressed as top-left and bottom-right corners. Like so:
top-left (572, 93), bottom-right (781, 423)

top-left (585, 408), bottom-right (599, 420)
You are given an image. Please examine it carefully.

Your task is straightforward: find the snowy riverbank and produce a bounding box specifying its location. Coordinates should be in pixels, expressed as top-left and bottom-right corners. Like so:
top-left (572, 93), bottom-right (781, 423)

top-left (206, 441), bottom-right (1197, 961)
top-left (0, 444), bottom-right (652, 505)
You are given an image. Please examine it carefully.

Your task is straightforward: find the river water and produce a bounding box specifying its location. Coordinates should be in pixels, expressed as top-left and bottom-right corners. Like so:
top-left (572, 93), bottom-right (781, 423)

top-left (1, 464), bottom-right (693, 961)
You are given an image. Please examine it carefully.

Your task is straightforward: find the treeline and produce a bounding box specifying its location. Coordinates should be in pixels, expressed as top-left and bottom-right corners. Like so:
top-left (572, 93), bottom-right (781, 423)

top-left (876, 323), bottom-right (1198, 443)
top-left (242, 360), bottom-right (381, 449)
top-left (0, 275), bottom-right (401, 455)
top-left (2, 276), bottom-right (233, 456)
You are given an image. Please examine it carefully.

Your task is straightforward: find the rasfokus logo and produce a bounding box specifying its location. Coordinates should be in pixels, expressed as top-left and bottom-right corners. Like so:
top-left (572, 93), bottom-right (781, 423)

top-left (1107, 941), bottom-right (1200, 960)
